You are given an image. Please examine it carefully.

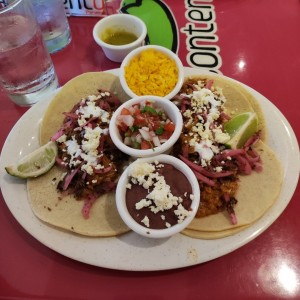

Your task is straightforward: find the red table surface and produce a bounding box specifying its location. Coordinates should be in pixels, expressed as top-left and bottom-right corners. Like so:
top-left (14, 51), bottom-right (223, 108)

top-left (1, 1), bottom-right (300, 299)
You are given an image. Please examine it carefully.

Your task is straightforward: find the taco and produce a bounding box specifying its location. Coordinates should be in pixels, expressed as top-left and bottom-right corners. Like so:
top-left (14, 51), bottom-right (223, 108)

top-left (171, 74), bottom-right (282, 239)
top-left (27, 72), bottom-right (131, 237)
top-left (182, 141), bottom-right (282, 236)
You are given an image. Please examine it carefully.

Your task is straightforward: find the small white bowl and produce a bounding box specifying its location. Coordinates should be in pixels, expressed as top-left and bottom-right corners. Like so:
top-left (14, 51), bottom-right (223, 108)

top-left (109, 96), bottom-right (183, 158)
top-left (119, 45), bottom-right (184, 99)
top-left (93, 14), bottom-right (147, 62)
top-left (116, 154), bottom-right (201, 239)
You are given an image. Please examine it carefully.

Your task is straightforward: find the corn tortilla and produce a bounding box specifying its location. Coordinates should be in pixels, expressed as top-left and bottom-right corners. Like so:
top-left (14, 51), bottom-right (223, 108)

top-left (184, 141), bottom-right (282, 237)
top-left (181, 225), bottom-right (250, 240)
top-left (28, 72), bottom-right (130, 237)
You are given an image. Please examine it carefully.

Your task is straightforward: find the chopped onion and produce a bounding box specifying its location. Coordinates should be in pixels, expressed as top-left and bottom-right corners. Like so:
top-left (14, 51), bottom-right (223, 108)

top-left (117, 115), bottom-right (134, 127)
top-left (128, 106), bottom-right (135, 114)
top-left (152, 136), bottom-right (161, 147)
top-left (149, 130), bottom-right (156, 137)
top-left (135, 133), bottom-right (142, 143)
top-left (141, 126), bottom-right (149, 132)
top-left (139, 128), bottom-right (151, 141)
top-left (124, 136), bottom-right (132, 146)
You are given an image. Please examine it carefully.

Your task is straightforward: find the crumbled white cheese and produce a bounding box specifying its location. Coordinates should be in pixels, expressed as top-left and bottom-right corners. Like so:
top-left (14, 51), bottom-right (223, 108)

top-left (213, 127), bottom-right (230, 144)
top-left (57, 134), bottom-right (67, 143)
top-left (82, 127), bottom-right (102, 153)
top-left (94, 164), bottom-right (104, 170)
top-left (141, 216), bottom-right (150, 227)
top-left (59, 93), bottom-right (112, 176)
top-left (128, 161), bottom-right (156, 178)
top-left (174, 204), bottom-right (191, 223)
top-left (76, 97), bottom-right (110, 126)
top-left (65, 137), bottom-right (82, 159)
top-left (180, 80), bottom-right (228, 165)
top-left (194, 141), bottom-right (214, 162)
top-left (215, 166), bottom-right (223, 173)
top-left (135, 199), bottom-right (152, 210)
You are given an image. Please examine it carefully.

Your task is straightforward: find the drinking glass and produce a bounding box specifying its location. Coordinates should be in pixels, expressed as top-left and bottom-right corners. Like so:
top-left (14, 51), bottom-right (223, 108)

top-left (0, 0), bottom-right (59, 106)
top-left (30, 0), bottom-right (72, 53)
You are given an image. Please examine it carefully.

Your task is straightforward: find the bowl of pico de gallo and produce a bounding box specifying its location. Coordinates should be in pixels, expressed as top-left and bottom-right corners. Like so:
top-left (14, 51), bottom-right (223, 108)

top-left (109, 96), bottom-right (183, 157)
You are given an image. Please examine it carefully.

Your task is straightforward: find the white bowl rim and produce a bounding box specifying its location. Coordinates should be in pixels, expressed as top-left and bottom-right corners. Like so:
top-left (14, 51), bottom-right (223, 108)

top-left (109, 96), bottom-right (183, 158)
top-left (119, 45), bottom-right (184, 99)
top-left (116, 154), bottom-right (201, 238)
top-left (92, 14), bottom-right (147, 50)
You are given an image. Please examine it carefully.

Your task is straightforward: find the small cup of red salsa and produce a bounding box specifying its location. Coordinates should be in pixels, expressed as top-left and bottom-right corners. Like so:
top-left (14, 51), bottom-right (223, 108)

top-left (115, 154), bottom-right (200, 238)
top-left (109, 96), bottom-right (183, 157)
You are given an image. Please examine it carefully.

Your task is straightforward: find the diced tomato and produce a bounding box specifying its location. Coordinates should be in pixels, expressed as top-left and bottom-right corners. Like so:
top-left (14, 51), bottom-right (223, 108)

top-left (117, 123), bottom-right (128, 133)
top-left (159, 131), bottom-right (172, 140)
top-left (141, 140), bottom-right (151, 150)
top-left (133, 107), bottom-right (141, 116)
top-left (134, 114), bottom-right (146, 126)
top-left (120, 107), bottom-right (131, 115)
top-left (164, 122), bottom-right (175, 132)
top-left (145, 115), bottom-right (159, 130)
top-left (152, 121), bottom-right (162, 131)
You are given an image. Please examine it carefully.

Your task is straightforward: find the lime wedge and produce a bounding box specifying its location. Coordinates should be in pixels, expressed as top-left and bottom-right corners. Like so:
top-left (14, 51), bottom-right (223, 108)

top-left (224, 112), bottom-right (258, 149)
top-left (5, 141), bottom-right (58, 179)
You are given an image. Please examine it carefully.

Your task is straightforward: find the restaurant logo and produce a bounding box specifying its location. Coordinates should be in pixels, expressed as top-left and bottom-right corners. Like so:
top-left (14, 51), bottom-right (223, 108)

top-left (120, 0), bottom-right (179, 53)
top-left (181, 0), bottom-right (222, 73)
top-left (64, 0), bottom-right (119, 16)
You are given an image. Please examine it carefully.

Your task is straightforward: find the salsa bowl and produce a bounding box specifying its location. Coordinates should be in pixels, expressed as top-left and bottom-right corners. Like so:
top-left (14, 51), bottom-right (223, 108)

top-left (109, 96), bottom-right (183, 158)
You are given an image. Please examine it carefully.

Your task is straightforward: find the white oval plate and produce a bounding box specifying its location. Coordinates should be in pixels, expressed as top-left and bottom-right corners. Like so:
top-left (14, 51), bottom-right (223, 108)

top-left (0, 68), bottom-right (299, 271)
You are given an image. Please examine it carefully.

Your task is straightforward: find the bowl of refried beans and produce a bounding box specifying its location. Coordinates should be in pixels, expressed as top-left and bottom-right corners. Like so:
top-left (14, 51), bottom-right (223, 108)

top-left (116, 154), bottom-right (200, 238)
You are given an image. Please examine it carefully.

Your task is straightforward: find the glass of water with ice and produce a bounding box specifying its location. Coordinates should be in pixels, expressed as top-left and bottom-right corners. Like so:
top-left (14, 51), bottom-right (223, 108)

top-left (30, 0), bottom-right (72, 54)
top-left (0, 0), bottom-right (59, 106)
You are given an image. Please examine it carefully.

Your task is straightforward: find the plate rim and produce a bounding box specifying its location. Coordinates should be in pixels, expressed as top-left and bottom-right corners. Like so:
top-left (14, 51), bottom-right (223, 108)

top-left (0, 67), bottom-right (299, 271)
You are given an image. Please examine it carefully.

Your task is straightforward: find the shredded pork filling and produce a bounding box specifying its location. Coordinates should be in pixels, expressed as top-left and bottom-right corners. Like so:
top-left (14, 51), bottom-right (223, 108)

top-left (172, 78), bottom-right (262, 224)
top-left (51, 90), bottom-right (128, 218)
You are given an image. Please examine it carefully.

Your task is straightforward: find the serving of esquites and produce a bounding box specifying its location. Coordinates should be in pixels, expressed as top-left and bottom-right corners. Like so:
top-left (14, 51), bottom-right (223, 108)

top-left (5, 71), bottom-right (282, 239)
